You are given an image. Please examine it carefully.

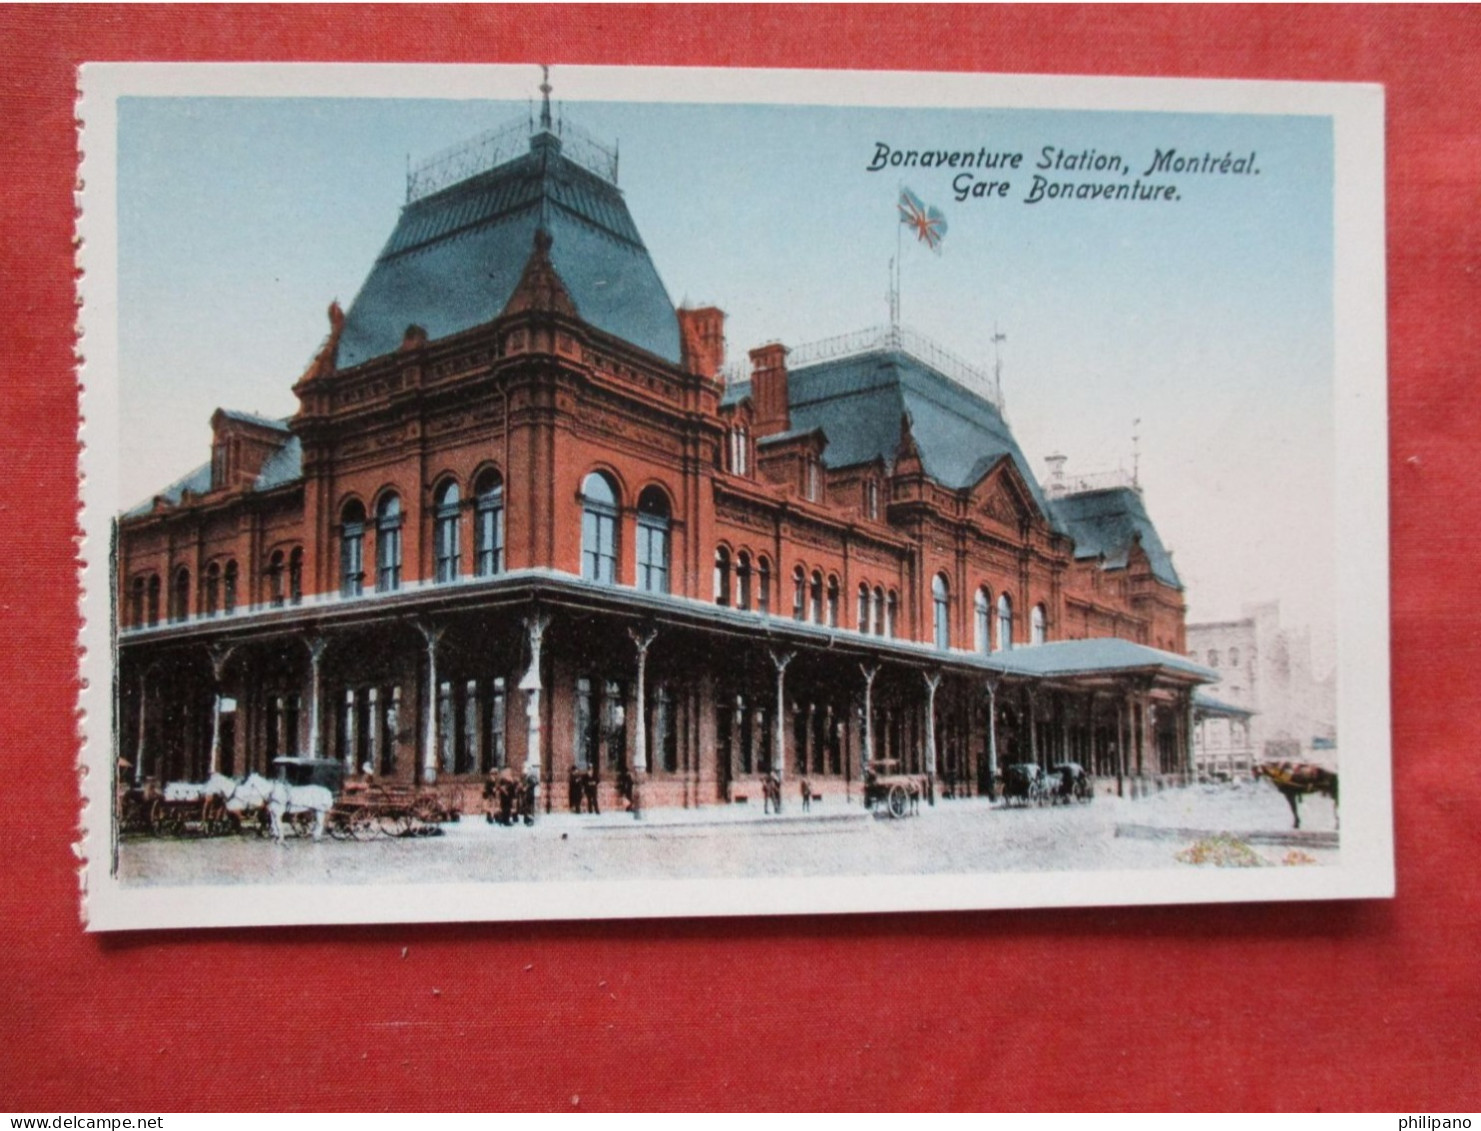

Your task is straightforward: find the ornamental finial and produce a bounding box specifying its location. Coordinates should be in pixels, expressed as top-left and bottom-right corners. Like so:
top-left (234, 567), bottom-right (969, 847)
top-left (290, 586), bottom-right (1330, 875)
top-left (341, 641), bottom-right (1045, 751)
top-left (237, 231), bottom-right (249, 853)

top-left (539, 64), bottom-right (553, 131)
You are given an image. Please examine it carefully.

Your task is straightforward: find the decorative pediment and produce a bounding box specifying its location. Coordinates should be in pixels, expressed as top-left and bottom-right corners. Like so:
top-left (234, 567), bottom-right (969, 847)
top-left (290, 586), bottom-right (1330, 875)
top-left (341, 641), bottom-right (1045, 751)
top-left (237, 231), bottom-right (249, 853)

top-left (502, 228), bottom-right (578, 318)
top-left (968, 456), bottom-right (1041, 528)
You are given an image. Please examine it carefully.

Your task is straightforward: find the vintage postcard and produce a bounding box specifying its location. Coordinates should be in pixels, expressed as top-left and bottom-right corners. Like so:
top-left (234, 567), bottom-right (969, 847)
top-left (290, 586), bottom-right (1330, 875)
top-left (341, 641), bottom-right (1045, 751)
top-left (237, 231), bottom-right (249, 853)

top-left (77, 64), bottom-right (1390, 930)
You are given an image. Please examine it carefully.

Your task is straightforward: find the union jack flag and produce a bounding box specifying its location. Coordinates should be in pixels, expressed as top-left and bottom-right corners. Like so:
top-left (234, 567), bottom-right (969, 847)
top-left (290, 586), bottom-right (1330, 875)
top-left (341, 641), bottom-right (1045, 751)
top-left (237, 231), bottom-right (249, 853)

top-left (898, 187), bottom-right (948, 251)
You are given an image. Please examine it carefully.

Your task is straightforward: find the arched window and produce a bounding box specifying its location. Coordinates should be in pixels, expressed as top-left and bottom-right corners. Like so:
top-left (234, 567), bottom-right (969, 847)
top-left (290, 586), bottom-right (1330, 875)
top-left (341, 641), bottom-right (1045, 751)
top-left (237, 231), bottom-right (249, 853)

top-left (805, 459), bottom-right (821, 501)
top-left (1031, 603), bottom-right (1047, 645)
top-left (288, 548), bottom-right (303, 605)
top-left (809, 570), bottom-right (824, 624)
top-left (203, 563), bottom-right (220, 618)
top-left (147, 574), bottom-right (161, 626)
top-left (130, 576), bottom-right (146, 627)
top-left (975, 587), bottom-right (991, 653)
top-left (267, 550), bottom-right (286, 607)
top-left (340, 500), bottom-right (366, 597)
top-left (1229, 647), bottom-right (1240, 668)
top-left (826, 575), bottom-right (840, 628)
top-left (222, 561), bottom-right (237, 614)
top-left (886, 590), bottom-right (898, 638)
top-left (714, 546), bottom-right (732, 606)
top-left (170, 567), bottom-right (190, 623)
top-left (792, 565), bottom-right (806, 621)
top-left (376, 493), bottom-right (402, 592)
top-left (932, 574), bottom-right (951, 650)
top-left (580, 472), bottom-right (618, 585)
top-left (636, 487), bottom-right (671, 594)
top-left (996, 592), bottom-right (1014, 652)
top-left (857, 583), bottom-right (870, 632)
top-left (736, 552), bottom-right (752, 611)
top-left (873, 587), bottom-right (885, 637)
top-left (1209, 650), bottom-right (1220, 668)
top-left (434, 480), bottom-right (461, 584)
top-left (757, 557), bottom-right (771, 615)
top-left (865, 479), bottom-right (879, 520)
top-left (474, 469), bottom-right (504, 577)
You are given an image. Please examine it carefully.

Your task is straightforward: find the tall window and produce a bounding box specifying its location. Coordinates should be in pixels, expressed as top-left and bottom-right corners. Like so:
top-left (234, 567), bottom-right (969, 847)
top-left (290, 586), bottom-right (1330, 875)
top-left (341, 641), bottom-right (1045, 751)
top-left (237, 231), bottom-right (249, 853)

top-left (474, 469), bottom-right (504, 577)
top-left (736, 552), bottom-right (752, 611)
top-left (996, 592), bottom-right (1014, 652)
top-left (580, 472), bottom-right (619, 584)
top-left (873, 587), bottom-right (885, 637)
top-left (757, 557), bottom-right (771, 615)
top-left (932, 574), bottom-right (951, 650)
top-left (1031, 603), bottom-right (1047, 645)
top-left (340, 501), bottom-right (366, 597)
top-left (434, 480), bottom-right (461, 584)
top-left (636, 487), bottom-right (671, 594)
top-left (865, 480), bottom-right (879, 520)
top-left (288, 548), bottom-right (303, 605)
top-left (376, 493), bottom-right (402, 592)
top-left (267, 550), bottom-right (286, 607)
top-left (170, 567), bottom-right (190, 623)
top-left (826, 575), bottom-right (840, 628)
top-left (809, 570), bottom-right (824, 624)
top-left (204, 563), bottom-right (221, 618)
top-left (857, 583), bottom-right (870, 632)
top-left (1229, 647), bottom-right (1240, 668)
top-left (130, 576), bottom-right (146, 627)
top-left (792, 566), bottom-right (806, 621)
top-left (222, 561), bottom-right (237, 614)
top-left (714, 546), bottom-right (731, 606)
top-left (975, 587), bottom-right (992, 653)
top-left (729, 427), bottom-right (750, 476)
top-left (886, 590), bottom-right (898, 638)
top-left (805, 459), bottom-right (820, 501)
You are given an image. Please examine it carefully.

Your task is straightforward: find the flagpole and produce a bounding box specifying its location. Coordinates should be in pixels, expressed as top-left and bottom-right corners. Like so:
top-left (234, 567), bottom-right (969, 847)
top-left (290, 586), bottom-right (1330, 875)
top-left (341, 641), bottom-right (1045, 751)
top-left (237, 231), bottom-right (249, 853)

top-left (894, 183), bottom-right (903, 337)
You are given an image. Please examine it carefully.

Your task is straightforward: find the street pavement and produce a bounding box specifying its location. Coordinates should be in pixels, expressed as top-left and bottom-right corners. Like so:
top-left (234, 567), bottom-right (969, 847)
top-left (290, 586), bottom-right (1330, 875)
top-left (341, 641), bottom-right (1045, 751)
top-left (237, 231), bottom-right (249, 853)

top-left (116, 781), bottom-right (1339, 888)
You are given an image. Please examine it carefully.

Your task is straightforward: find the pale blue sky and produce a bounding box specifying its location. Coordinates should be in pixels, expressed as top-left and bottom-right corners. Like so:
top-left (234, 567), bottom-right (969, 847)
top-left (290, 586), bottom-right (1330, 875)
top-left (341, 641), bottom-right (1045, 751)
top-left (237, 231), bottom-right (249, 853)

top-left (116, 94), bottom-right (1334, 647)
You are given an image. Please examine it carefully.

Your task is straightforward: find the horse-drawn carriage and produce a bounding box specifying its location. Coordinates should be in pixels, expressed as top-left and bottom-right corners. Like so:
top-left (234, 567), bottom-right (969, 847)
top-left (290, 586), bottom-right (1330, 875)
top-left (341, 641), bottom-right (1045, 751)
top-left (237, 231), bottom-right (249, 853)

top-left (862, 759), bottom-right (931, 819)
top-left (119, 778), bottom-right (237, 837)
top-left (1000, 762), bottom-right (1094, 807)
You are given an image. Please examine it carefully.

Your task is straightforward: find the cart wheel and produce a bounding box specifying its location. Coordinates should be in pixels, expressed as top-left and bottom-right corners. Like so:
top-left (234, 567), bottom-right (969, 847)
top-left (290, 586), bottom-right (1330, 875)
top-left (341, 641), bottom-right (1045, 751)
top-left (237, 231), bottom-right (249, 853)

top-left (376, 811), bottom-right (412, 838)
top-left (348, 807), bottom-right (376, 841)
top-left (412, 796), bottom-right (443, 826)
top-left (887, 784), bottom-right (908, 819)
top-left (327, 810), bottom-right (351, 840)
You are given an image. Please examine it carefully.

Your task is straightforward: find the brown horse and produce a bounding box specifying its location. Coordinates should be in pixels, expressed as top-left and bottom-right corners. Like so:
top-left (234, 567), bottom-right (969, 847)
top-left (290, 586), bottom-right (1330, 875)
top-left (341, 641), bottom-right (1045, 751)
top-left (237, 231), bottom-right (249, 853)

top-left (1255, 761), bottom-right (1339, 830)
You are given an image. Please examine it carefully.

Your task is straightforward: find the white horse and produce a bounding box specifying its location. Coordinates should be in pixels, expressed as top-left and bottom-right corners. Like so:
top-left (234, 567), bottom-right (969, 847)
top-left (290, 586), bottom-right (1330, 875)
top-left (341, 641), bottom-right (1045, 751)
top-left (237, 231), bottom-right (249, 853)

top-left (253, 774), bottom-right (333, 843)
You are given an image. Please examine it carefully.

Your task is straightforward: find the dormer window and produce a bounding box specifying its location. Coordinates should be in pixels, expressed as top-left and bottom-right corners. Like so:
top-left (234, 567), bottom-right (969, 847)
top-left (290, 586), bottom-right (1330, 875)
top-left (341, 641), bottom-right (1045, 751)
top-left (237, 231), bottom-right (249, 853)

top-left (805, 458), bottom-right (820, 501)
top-left (865, 479), bottom-right (879, 520)
top-left (729, 426), bottom-right (750, 476)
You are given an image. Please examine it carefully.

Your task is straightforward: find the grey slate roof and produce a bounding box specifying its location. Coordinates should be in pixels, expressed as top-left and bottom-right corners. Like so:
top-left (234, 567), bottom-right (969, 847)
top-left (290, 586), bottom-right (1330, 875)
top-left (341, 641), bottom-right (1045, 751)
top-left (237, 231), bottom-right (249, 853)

top-left (1048, 486), bottom-right (1182, 588)
top-left (122, 462), bottom-right (213, 518)
top-left (996, 637), bottom-right (1213, 681)
top-left (1193, 689), bottom-right (1255, 717)
top-left (726, 348), bottom-right (1059, 524)
top-left (254, 434), bottom-right (302, 491)
top-left (217, 409), bottom-right (290, 432)
top-left (337, 132), bottom-right (681, 369)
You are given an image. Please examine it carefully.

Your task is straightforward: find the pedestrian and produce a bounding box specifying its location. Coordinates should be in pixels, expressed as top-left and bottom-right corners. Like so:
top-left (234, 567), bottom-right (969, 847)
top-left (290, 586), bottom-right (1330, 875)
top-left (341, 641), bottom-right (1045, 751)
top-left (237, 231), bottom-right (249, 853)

top-left (800, 776), bottom-right (811, 812)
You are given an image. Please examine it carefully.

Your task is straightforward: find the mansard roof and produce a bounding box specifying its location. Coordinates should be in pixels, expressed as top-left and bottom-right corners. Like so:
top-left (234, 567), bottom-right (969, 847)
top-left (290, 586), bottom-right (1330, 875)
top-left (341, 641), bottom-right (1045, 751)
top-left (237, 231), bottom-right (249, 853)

top-left (337, 132), bottom-right (681, 370)
top-left (726, 346), bottom-right (1058, 524)
top-left (1049, 485), bottom-right (1182, 589)
top-left (122, 432), bottom-right (302, 518)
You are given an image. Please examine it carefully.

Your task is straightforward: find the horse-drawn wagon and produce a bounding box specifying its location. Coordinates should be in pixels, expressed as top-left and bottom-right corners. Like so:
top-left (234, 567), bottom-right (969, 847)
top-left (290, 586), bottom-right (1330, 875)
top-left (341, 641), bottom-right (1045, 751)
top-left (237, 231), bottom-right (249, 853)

top-left (329, 776), bottom-right (460, 839)
top-left (863, 759), bottom-right (930, 818)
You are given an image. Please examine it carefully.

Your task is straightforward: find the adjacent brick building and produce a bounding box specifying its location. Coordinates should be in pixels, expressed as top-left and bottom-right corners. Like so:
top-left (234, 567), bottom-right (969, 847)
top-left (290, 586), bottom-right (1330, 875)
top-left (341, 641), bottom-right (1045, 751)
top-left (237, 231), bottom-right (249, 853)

top-left (115, 101), bottom-right (1210, 815)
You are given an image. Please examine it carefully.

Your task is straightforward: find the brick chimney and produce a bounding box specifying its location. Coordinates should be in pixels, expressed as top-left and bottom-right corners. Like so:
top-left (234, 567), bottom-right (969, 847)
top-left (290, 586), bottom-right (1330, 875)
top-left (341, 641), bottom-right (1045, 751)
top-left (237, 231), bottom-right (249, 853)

top-left (677, 306), bottom-right (726, 379)
top-left (750, 342), bottom-right (791, 436)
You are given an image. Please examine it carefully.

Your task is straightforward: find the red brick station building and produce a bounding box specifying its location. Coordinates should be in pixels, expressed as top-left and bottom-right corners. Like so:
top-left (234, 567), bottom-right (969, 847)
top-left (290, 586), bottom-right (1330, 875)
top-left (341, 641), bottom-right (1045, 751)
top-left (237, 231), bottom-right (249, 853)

top-left (115, 101), bottom-right (1212, 816)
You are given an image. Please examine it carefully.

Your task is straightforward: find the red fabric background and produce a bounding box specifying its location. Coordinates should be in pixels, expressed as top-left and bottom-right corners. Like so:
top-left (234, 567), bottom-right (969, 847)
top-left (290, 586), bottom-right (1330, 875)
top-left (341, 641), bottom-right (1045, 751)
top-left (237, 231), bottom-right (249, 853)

top-left (2, 4), bottom-right (1478, 1112)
